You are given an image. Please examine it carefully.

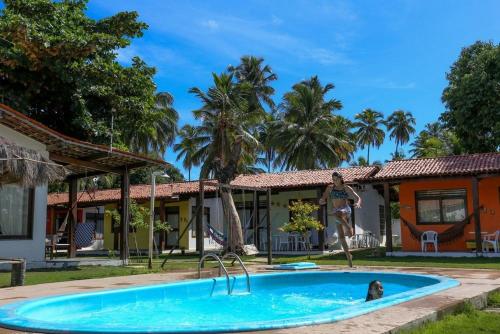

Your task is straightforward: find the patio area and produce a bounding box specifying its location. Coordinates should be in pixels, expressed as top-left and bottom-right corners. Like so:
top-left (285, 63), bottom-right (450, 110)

top-left (1, 265), bottom-right (499, 334)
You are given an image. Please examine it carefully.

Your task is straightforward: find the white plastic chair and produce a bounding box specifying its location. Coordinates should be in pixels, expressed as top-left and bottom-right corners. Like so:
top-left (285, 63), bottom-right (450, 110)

top-left (278, 234), bottom-right (290, 251)
top-left (296, 232), bottom-right (310, 251)
top-left (421, 231), bottom-right (438, 252)
top-left (482, 231), bottom-right (500, 253)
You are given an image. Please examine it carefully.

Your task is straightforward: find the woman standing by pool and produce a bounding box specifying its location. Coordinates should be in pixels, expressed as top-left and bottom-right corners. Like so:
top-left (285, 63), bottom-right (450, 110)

top-left (319, 171), bottom-right (362, 267)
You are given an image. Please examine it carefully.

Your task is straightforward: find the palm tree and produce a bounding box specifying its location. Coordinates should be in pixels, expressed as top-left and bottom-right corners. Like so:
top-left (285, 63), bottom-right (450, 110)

top-left (349, 156), bottom-right (369, 167)
top-left (256, 112), bottom-right (277, 172)
top-left (353, 108), bottom-right (385, 165)
top-left (271, 76), bottom-right (355, 170)
top-left (386, 110), bottom-right (416, 155)
top-left (410, 122), bottom-right (463, 158)
top-left (125, 92), bottom-right (179, 155)
top-left (228, 55), bottom-right (277, 110)
top-left (174, 125), bottom-right (200, 181)
top-left (189, 72), bottom-right (263, 253)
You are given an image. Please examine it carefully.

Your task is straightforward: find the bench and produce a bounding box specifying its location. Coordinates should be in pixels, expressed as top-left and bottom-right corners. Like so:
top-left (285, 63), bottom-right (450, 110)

top-left (0, 258), bottom-right (26, 286)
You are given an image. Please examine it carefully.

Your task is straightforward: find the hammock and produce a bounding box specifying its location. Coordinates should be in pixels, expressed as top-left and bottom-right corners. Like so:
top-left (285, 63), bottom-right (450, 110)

top-left (207, 223), bottom-right (226, 246)
top-left (401, 208), bottom-right (481, 244)
top-left (75, 222), bottom-right (96, 248)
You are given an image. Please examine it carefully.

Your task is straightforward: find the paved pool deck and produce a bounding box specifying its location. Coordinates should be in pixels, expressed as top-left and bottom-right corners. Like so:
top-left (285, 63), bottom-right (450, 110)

top-left (0, 265), bottom-right (499, 334)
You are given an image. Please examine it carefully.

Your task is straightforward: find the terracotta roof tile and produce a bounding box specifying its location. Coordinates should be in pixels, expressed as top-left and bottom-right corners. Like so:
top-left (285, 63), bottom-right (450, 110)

top-left (47, 166), bottom-right (378, 206)
top-left (372, 153), bottom-right (500, 180)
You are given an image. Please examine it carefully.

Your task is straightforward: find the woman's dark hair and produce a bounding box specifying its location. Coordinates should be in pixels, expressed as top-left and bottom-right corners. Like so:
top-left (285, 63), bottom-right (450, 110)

top-left (331, 171), bottom-right (344, 184)
top-left (366, 280), bottom-right (382, 301)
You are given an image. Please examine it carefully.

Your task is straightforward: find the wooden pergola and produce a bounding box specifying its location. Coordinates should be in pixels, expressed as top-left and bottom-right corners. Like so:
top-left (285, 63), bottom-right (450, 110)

top-left (0, 103), bottom-right (170, 261)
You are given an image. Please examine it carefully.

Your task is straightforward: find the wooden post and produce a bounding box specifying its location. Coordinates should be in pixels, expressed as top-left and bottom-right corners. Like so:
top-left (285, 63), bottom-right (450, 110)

top-left (266, 188), bottom-right (272, 265)
top-left (120, 168), bottom-right (130, 262)
top-left (196, 180), bottom-right (205, 260)
top-left (10, 260), bottom-right (26, 287)
top-left (383, 183), bottom-right (393, 253)
top-left (317, 187), bottom-right (326, 251)
top-left (159, 199), bottom-right (166, 252)
top-left (472, 177), bottom-right (482, 255)
top-left (253, 190), bottom-right (258, 246)
top-left (68, 177), bottom-right (78, 258)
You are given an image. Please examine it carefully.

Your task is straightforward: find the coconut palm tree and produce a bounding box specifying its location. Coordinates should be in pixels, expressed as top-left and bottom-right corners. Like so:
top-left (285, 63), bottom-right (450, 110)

top-left (125, 92), bottom-right (179, 155)
top-left (228, 55), bottom-right (277, 110)
top-left (271, 76), bottom-right (355, 170)
top-left (386, 110), bottom-right (416, 155)
top-left (410, 122), bottom-right (464, 158)
top-left (189, 72), bottom-right (263, 253)
top-left (353, 109), bottom-right (385, 165)
top-left (174, 125), bottom-right (200, 181)
top-left (256, 112), bottom-right (277, 172)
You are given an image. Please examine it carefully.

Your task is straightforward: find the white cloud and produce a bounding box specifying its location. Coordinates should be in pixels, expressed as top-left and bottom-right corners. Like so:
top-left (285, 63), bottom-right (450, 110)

top-left (305, 48), bottom-right (352, 65)
top-left (202, 19), bottom-right (219, 30)
top-left (271, 15), bottom-right (283, 25)
top-left (355, 78), bottom-right (417, 90)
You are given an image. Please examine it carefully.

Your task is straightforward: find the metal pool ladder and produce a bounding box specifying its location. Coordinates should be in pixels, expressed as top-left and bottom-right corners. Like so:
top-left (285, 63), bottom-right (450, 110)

top-left (198, 253), bottom-right (231, 295)
top-left (198, 253), bottom-right (250, 295)
top-left (222, 252), bottom-right (251, 293)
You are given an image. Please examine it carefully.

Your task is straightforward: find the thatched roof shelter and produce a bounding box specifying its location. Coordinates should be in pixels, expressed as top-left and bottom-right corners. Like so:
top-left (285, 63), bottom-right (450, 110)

top-left (0, 136), bottom-right (66, 187)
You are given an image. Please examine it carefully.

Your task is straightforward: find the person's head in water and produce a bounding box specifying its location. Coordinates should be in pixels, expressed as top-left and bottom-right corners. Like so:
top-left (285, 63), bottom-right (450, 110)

top-left (331, 171), bottom-right (344, 187)
top-left (366, 280), bottom-right (384, 301)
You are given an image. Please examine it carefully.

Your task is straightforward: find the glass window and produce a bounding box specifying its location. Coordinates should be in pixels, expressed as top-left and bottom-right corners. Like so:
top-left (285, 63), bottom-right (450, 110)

top-left (417, 199), bottom-right (441, 223)
top-left (416, 189), bottom-right (467, 224)
top-left (442, 198), bottom-right (466, 222)
top-left (0, 184), bottom-right (33, 239)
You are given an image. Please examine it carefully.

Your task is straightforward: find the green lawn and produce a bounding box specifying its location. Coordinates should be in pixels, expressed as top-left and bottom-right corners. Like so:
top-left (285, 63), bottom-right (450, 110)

top-left (272, 248), bottom-right (500, 270)
top-left (0, 259), bottom-right (199, 288)
top-left (402, 292), bottom-right (500, 334)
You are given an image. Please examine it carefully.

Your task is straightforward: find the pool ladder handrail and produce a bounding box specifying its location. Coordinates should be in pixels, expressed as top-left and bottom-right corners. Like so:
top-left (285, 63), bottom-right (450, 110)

top-left (198, 253), bottom-right (231, 295)
top-left (221, 252), bottom-right (251, 293)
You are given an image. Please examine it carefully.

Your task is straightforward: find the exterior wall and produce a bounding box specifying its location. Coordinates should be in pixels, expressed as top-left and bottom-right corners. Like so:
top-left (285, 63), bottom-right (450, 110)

top-left (350, 184), bottom-right (385, 240)
top-left (102, 200), bottom-right (191, 252)
top-left (183, 185), bottom-right (384, 251)
top-left (0, 124), bottom-right (48, 263)
top-left (188, 197), bottom-right (225, 250)
top-left (399, 177), bottom-right (500, 252)
top-left (103, 203), bottom-right (117, 251)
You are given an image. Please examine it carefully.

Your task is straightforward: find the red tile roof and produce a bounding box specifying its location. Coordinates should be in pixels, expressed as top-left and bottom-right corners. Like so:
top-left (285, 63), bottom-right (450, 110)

top-left (47, 166), bottom-right (378, 206)
top-left (372, 153), bottom-right (500, 180)
top-left (231, 166), bottom-right (378, 189)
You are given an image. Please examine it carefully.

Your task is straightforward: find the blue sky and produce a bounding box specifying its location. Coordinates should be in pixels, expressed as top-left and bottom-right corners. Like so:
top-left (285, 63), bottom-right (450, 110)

top-left (87, 1), bottom-right (500, 178)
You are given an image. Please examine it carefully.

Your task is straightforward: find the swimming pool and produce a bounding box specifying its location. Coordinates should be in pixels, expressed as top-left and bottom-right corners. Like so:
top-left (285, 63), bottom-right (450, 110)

top-left (0, 271), bottom-right (459, 333)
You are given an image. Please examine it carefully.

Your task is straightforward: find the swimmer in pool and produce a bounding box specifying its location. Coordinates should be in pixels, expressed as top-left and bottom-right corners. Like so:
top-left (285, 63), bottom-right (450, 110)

top-left (366, 280), bottom-right (384, 301)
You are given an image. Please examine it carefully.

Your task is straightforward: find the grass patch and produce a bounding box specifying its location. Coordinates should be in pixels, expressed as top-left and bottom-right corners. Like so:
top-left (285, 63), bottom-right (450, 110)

top-left (0, 259), bottom-right (199, 288)
top-left (487, 291), bottom-right (500, 308)
top-left (272, 248), bottom-right (500, 270)
top-left (401, 293), bottom-right (500, 334)
top-left (0, 254), bottom-right (257, 288)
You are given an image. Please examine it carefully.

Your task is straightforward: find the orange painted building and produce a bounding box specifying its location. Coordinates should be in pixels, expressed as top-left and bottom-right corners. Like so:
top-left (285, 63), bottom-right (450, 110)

top-left (398, 176), bottom-right (500, 251)
top-left (372, 153), bottom-right (500, 253)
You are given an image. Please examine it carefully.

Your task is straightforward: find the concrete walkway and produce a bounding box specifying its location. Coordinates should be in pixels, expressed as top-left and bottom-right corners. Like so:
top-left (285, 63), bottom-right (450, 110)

top-left (1, 266), bottom-right (499, 334)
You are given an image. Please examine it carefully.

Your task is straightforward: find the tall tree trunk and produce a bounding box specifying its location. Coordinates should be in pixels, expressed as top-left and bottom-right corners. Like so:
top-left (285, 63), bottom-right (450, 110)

top-left (395, 141), bottom-right (399, 157)
top-left (214, 137), bottom-right (245, 254)
top-left (220, 189), bottom-right (244, 253)
top-left (367, 145), bottom-right (371, 165)
top-left (188, 166), bottom-right (191, 181)
top-left (267, 149), bottom-right (271, 173)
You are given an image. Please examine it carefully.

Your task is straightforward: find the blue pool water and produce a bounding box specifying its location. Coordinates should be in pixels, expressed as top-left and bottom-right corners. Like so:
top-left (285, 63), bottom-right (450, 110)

top-left (0, 271), bottom-right (459, 333)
